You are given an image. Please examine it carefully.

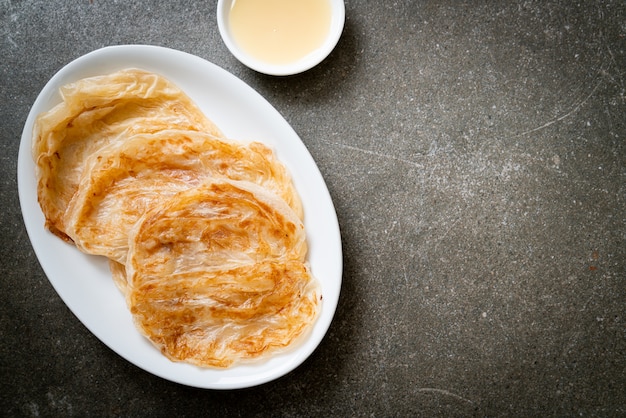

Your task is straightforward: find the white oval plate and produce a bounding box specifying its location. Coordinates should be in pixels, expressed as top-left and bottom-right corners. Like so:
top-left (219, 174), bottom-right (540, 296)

top-left (17, 45), bottom-right (342, 389)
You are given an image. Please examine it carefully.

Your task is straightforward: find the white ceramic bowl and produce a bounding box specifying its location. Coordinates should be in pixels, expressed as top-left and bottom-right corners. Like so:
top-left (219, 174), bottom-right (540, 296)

top-left (217, 0), bottom-right (345, 76)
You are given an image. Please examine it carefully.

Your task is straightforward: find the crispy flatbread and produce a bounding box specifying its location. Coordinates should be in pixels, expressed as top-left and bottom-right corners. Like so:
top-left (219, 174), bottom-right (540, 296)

top-left (33, 69), bottom-right (222, 240)
top-left (32, 69), bottom-right (320, 369)
top-left (126, 180), bottom-right (319, 367)
top-left (64, 129), bottom-right (303, 265)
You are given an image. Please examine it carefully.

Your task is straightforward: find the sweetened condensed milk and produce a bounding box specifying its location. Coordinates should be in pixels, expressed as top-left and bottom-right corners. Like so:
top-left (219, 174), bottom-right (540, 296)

top-left (229, 0), bottom-right (332, 65)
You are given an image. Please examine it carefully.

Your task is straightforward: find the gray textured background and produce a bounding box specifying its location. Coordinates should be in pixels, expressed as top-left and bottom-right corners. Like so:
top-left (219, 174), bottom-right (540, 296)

top-left (1, 1), bottom-right (624, 416)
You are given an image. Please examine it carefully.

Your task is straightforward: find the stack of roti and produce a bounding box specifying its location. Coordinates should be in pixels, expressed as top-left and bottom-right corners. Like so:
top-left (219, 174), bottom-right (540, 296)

top-left (32, 69), bottom-right (320, 368)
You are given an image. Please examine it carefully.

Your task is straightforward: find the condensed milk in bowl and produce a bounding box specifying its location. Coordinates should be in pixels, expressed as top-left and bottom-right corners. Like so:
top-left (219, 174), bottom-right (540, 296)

top-left (217, 0), bottom-right (345, 76)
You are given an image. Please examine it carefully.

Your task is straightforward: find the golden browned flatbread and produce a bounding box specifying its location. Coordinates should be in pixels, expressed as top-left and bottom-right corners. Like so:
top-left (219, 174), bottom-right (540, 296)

top-left (32, 69), bottom-right (320, 369)
top-left (33, 69), bottom-right (222, 241)
top-left (126, 180), bottom-right (319, 367)
top-left (64, 129), bottom-right (303, 265)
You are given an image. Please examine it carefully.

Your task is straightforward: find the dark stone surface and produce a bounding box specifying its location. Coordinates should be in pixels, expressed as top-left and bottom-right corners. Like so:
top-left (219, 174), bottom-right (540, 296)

top-left (1, 0), bottom-right (624, 416)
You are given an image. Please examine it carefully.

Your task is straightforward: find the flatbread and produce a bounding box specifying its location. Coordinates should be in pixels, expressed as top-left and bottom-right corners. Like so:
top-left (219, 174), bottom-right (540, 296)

top-left (33, 69), bottom-right (222, 240)
top-left (64, 129), bottom-right (303, 265)
top-left (32, 69), bottom-right (320, 369)
top-left (126, 180), bottom-right (320, 367)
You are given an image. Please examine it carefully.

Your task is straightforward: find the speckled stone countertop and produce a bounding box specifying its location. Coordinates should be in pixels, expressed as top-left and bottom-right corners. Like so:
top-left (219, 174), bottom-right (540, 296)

top-left (1, 1), bottom-right (624, 416)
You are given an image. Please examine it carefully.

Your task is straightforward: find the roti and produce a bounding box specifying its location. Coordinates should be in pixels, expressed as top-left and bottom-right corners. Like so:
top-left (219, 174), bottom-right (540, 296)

top-left (32, 69), bottom-right (321, 369)
top-left (33, 69), bottom-right (222, 240)
top-left (126, 180), bottom-right (320, 367)
top-left (64, 129), bottom-right (303, 265)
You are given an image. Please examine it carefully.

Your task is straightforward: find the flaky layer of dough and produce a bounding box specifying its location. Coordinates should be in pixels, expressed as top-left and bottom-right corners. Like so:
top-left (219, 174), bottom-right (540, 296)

top-left (127, 180), bottom-right (307, 284)
top-left (33, 69), bottom-right (222, 240)
top-left (130, 260), bottom-right (319, 368)
top-left (64, 129), bottom-right (303, 265)
top-left (127, 180), bottom-right (319, 368)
